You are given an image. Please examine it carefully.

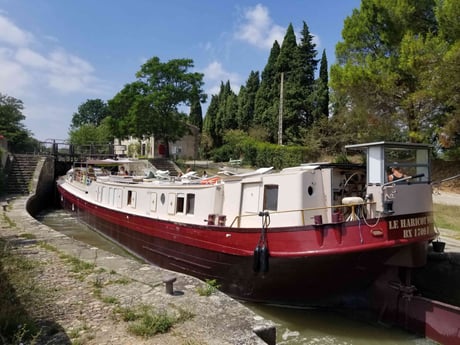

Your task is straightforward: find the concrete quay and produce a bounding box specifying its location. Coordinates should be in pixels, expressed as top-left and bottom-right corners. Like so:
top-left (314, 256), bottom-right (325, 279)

top-left (0, 195), bottom-right (276, 345)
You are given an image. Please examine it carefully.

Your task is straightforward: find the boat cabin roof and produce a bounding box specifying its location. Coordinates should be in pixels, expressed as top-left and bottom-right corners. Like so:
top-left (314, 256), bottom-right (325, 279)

top-left (345, 141), bottom-right (432, 150)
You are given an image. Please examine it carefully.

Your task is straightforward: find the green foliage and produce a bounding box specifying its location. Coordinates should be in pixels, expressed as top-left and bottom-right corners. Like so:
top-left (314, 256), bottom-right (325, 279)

top-left (108, 57), bottom-right (205, 157)
top-left (196, 279), bottom-right (221, 296)
top-left (0, 93), bottom-right (37, 153)
top-left (254, 41), bottom-right (281, 143)
top-left (71, 99), bottom-right (109, 129)
top-left (68, 117), bottom-right (113, 146)
top-left (115, 305), bottom-right (185, 337)
top-left (0, 239), bottom-right (42, 344)
top-left (211, 130), bottom-right (319, 169)
top-left (237, 71), bottom-right (259, 131)
top-left (189, 86), bottom-right (204, 131)
top-left (331, 0), bottom-right (459, 155)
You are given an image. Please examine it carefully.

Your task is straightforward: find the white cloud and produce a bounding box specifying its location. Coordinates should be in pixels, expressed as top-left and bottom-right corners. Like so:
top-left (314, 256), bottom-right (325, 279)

top-left (15, 47), bottom-right (49, 68)
top-left (0, 14), bottom-right (33, 47)
top-left (0, 13), bottom-right (108, 140)
top-left (0, 14), bottom-right (103, 96)
top-left (234, 4), bottom-right (285, 50)
top-left (0, 53), bottom-right (30, 93)
top-left (202, 61), bottom-right (242, 96)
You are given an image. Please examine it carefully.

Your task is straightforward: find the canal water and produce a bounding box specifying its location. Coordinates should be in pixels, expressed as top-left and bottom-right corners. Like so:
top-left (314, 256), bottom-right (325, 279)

top-left (35, 208), bottom-right (436, 345)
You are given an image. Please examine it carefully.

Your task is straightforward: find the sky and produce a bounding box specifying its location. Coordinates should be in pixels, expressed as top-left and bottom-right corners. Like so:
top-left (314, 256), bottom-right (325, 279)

top-left (0, 0), bottom-right (361, 142)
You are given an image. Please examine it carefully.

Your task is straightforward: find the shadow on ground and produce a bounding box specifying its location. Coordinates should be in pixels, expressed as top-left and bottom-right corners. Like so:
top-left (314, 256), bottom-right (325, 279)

top-left (0, 237), bottom-right (71, 345)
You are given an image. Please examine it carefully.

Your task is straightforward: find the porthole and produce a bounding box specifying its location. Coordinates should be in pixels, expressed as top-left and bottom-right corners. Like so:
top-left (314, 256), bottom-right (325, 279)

top-left (160, 193), bottom-right (166, 204)
top-left (307, 186), bottom-right (314, 196)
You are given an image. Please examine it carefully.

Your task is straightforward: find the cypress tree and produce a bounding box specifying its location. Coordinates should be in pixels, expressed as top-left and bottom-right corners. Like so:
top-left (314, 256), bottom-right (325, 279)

top-left (277, 23), bottom-right (304, 144)
top-left (312, 49), bottom-right (329, 120)
top-left (254, 41), bottom-right (281, 143)
top-left (297, 21), bottom-right (319, 130)
top-left (237, 71), bottom-right (260, 131)
top-left (189, 86), bottom-right (203, 131)
top-left (203, 94), bottom-right (219, 147)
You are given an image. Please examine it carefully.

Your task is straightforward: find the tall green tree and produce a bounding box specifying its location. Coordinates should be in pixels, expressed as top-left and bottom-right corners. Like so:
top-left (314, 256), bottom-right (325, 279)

top-left (254, 41), bottom-right (281, 142)
top-left (276, 23), bottom-right (301, 144)
top-left (202, 94), bottom-right (219, 154)
top-left (431, 0), bottom-right (460, 156)
top-left (312, 49), bottom-right (329, 120)
top-left (0, 93), bottom-right (35, 152)
top-left (70, 99), bottom-right (108, 129)
top-left (109, 57), bottom-right (205, 156)
top-left (331, 0), bottom-right (438, 144)
top-left (107, 81), bottom-right (144, 139)
top-left (237, 71), bottom-right (259, 131)
top-left (297, 21), bottom-right (319, 128)
top-left (69, 117), bottom-right (112, 146)
top-left (189, 85), bottom-right (204, 131)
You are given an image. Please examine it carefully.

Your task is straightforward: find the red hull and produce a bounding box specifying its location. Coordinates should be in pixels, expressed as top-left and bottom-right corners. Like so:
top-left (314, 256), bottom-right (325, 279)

top-left (57, 184), bottom-right (434, 306)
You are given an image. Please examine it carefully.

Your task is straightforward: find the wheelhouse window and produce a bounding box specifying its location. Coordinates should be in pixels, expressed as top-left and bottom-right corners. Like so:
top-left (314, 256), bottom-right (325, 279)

top-left (263, 184), bottom-right (278, 211)
top-left (176, 193), bottom-right (185, 213)
top-left (186, 193), bottom-right (195, 214)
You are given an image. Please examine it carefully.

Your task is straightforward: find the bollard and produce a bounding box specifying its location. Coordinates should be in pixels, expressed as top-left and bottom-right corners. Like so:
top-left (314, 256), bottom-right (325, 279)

top-left (162, 276), bottom-right (177, 295)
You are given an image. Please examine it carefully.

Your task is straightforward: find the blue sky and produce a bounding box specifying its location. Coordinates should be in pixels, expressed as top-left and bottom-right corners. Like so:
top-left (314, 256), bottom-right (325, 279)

top-left (0, 0), bottom-right (360, 142)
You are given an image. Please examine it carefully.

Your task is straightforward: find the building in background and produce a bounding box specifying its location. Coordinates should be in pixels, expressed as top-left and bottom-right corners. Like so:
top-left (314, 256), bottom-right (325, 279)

top-left (114, 124), bottom-right (199, 160)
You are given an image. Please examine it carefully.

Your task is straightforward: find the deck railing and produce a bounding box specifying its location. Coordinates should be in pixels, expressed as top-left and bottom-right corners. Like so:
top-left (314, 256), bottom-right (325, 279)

top-left (228, 201), bottom-right (376, 228)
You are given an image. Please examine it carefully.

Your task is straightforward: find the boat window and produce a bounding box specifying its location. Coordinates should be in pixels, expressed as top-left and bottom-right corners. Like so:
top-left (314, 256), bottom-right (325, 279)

top-left (127, 190), bottom-right (137, 207)
top-left (263, 184), bottom-right (278, 211)
top-left (176, 193), bottom-right (185, 213)
top-left (384, 147), bottom-right (430, 182)
top-left (186, 193), bottom-right (195, 214)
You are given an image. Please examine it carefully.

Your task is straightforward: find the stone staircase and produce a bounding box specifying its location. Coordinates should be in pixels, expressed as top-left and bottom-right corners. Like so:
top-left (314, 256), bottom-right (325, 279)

top-left (6, 154), bottom-right (41, 194)
top-left (150, 158), bottom-right (180, 177)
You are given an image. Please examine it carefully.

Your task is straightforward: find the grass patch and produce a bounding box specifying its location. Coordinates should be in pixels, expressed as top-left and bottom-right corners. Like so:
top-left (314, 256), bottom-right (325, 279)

top-left (60, 254), bottom-right (95, 274)
top-left (102, 296), bottom-right (119, 304)
top-left (434, 204), bottom-right (460, 233)
top-left (39, 241), bottom-right (59, 252)
top-left (19, 233), bottom-right (37, 240)
top-left (114, 304), bottom-right (194, 338)
top-left (0, 239), bottom-right (43, 344)
top-left (196, 279), bottom-right (220, 296)
top-left (2, 213), bottom-right (16, 228)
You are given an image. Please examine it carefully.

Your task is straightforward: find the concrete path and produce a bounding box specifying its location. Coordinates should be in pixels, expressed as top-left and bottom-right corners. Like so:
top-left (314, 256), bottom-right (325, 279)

top-left (1, 195), bottom-right (275, 345)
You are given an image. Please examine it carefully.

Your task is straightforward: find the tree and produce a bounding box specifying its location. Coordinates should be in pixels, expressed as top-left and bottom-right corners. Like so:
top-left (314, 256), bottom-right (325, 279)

top-left (109, 57), bottom-right (206, 156)
top-left (312, 49), bottom-right (329, 120)
top-left (71, 99), bottom-right (109, 129)
top-left (107, 81), bottom-right (144, 139)
top-left (331, 0), bottom-right (439, 144)
top-left (237, 71), bottom-right (259, 131)
top-left (189, 86), bottom-right (204, 131)
top-left (69, 117), bottom-right (113, 147)
top-left (276, 23), bottom-right (301, 144)
top-left (202, 94), bottom-right (219, 151)
top-left (296, 21), bottom-right (319, 128)
top-left (254, 41), bottom-right (281, 142)
top-left (0, 93), bottom-right (35, 152)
